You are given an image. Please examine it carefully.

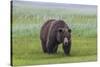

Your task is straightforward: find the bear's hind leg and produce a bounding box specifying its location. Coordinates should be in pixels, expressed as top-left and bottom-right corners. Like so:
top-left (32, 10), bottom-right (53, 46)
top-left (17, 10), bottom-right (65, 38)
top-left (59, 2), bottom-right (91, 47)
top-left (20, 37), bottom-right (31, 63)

top-left (41, 40), bottom-right (47, 53)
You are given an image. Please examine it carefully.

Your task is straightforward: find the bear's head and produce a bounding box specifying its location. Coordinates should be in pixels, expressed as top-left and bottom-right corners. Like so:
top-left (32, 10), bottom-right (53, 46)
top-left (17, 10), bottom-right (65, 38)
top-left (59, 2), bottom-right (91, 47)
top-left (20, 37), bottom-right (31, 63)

top-left (56, 27), bottom-right (71, 46)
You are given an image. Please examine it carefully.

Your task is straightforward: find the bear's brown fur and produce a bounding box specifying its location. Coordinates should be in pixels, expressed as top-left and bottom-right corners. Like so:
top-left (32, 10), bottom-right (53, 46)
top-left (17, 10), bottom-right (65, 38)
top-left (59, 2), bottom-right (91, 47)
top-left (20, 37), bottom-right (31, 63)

top-left (40, 19), bottom-right (71, 55)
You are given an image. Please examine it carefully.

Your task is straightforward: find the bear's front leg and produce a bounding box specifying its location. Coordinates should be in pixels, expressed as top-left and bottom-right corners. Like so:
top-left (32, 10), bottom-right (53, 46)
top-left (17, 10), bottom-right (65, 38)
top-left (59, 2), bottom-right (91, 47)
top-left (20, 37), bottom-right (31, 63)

top-left (53, 45), bottom-right (58, 53)
top-left (62, 42), bottom-right (71, 55)
top-left (46, 44), bottom-right (54, 54)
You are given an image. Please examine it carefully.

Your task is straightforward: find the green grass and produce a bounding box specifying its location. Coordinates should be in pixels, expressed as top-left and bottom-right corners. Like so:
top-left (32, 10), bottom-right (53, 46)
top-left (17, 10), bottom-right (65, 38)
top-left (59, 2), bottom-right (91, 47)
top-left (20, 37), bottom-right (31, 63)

top-left (12, 2), bottom-right (97, 66)
top-left (12, 36), bottom-right (97, 66)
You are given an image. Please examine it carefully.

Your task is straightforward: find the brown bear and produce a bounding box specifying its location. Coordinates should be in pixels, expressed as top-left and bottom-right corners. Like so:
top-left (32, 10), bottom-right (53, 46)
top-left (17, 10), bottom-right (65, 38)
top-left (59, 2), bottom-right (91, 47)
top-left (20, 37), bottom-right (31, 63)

top-left (40, 19), bottom-right (71, 55)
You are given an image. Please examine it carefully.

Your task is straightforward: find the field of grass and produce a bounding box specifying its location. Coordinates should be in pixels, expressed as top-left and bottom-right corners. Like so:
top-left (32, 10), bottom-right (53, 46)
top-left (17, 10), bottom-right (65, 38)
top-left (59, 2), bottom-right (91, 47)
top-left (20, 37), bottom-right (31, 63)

top-left (12, 1), bottom-right (97, 66)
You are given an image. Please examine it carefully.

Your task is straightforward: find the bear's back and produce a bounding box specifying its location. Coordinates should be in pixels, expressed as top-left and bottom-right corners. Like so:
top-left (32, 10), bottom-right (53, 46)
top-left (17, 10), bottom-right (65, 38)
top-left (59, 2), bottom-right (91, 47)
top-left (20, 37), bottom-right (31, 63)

top-left (40, 19), bottom-right (56, 41)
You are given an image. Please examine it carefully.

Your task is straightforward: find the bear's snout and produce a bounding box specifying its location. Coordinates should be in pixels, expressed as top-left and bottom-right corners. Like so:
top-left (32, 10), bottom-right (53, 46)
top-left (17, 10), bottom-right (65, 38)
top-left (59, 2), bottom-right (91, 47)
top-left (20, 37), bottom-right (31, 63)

top-left (64, 37), bottom-right (68, 45)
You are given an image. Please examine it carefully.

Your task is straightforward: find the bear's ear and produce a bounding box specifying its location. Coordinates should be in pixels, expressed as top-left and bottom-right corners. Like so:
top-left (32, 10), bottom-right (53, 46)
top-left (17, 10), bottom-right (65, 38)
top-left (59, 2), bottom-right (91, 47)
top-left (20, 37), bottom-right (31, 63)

top-left (68, 29), bottom-right (71, 33)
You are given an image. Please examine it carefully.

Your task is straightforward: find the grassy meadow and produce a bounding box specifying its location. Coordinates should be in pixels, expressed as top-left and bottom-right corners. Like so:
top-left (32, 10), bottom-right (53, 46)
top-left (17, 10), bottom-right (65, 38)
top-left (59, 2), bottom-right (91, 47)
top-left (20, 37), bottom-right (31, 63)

top-left (12, 1), bottom-right (97, 66)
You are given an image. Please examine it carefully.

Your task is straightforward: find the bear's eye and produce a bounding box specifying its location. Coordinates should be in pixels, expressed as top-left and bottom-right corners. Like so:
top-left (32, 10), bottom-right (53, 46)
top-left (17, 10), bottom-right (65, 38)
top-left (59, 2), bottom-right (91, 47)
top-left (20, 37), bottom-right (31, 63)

top-left (58, 29), bottom-right (63, 33)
